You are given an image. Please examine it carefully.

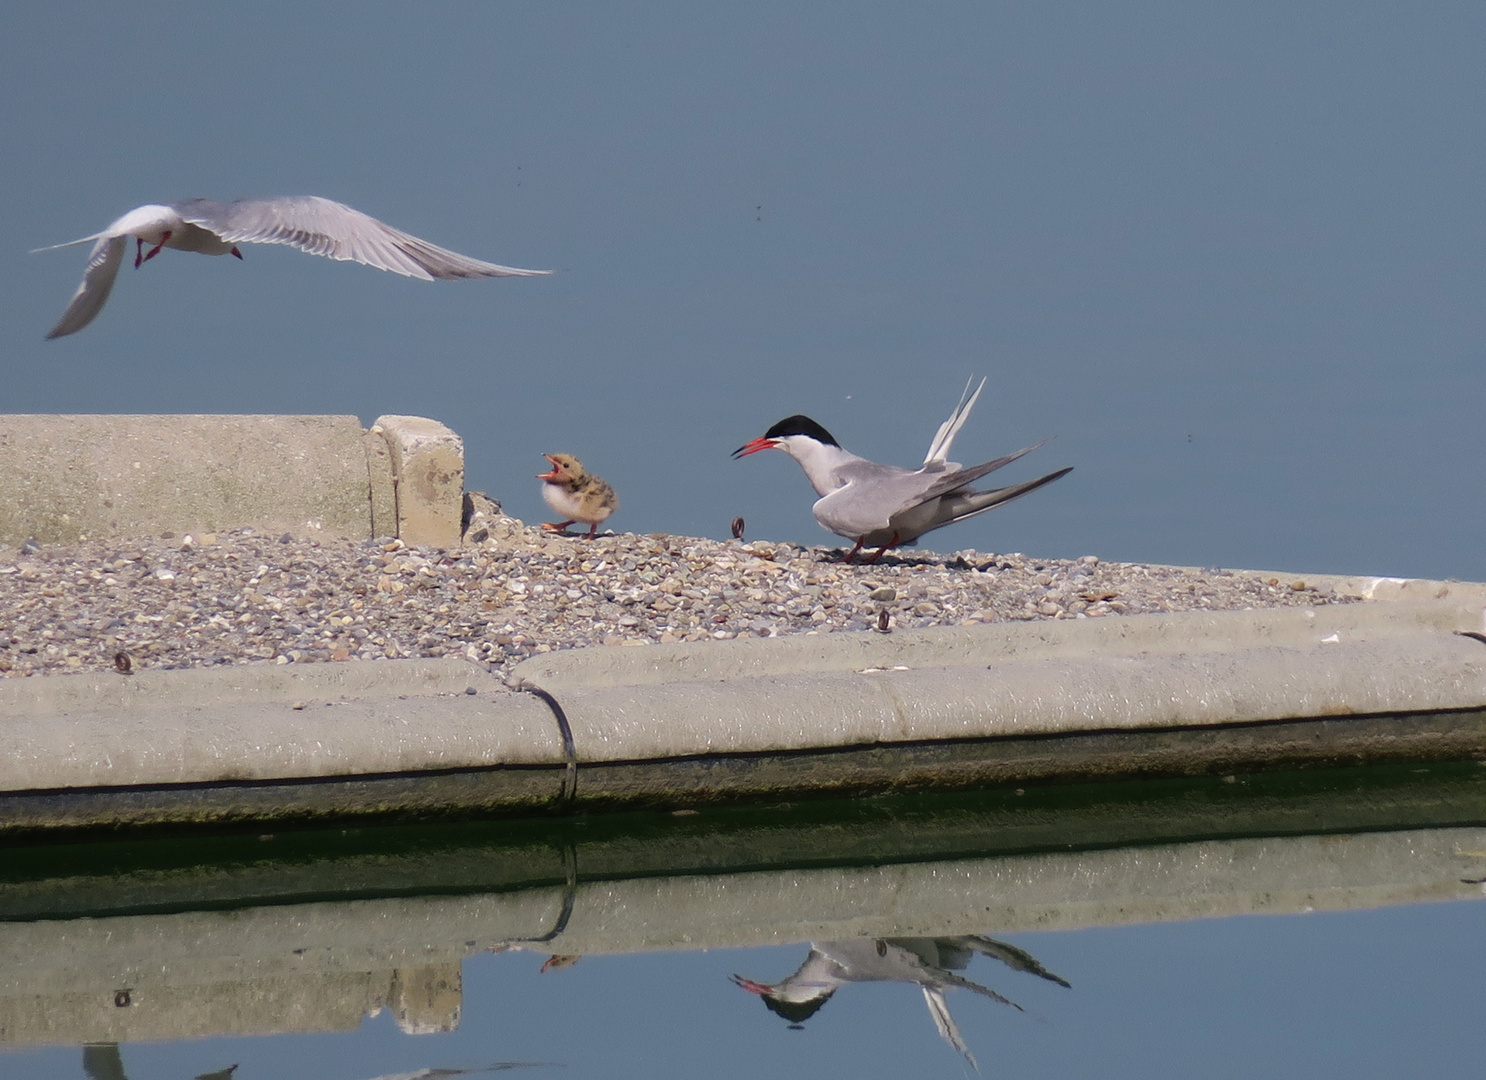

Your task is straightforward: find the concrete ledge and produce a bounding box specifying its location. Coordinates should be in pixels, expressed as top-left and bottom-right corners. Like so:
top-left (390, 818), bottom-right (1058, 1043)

top-left (4, 589), bottom-right (1486, 831)
top-left (0, 413), bottom-right (466, 546)
top-left (0, 659), bottom-right (560, 791)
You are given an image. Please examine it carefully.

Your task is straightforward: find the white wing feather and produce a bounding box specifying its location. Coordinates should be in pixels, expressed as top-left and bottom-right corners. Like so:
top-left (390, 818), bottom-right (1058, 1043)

top-left (45, 236), bottom-right (126, 339)
top-left (922, 377), bottom-right (986, 467)
top-left (921, 986), bottom-right (978, 1072)
top-left (177, 196), bottom-right (551, 280)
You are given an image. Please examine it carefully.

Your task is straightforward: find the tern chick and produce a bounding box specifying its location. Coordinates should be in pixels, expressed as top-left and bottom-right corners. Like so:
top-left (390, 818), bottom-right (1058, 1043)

top-left (537, 454), bottom-right (618, 538)
top-left (35, 195), bottom-right (552, 338)
top-left (733, 378), bottom-right (1071, 563)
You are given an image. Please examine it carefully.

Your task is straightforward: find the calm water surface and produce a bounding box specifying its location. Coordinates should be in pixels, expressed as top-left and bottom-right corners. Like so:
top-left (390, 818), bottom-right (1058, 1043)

top-left (3, 764), bottom-right (1484, 1079)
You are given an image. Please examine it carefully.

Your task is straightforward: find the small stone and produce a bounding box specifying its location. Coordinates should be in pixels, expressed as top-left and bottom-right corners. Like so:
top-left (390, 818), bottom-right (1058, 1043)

top-left (280, 533), bottom-right (294, 544)
top-left (19, 539), bottom-right (40, 556)
top-left (869, 586), bottom-right (897, 602)
top-left (914, 602), bottom-right (937, 616)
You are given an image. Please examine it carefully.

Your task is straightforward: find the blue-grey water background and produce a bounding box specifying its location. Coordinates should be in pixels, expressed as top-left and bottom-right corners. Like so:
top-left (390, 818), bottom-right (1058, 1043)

top-left (4, 2), bottom-right (1484, 580)
top-left (3, 4), bottom-right (1486, 1077)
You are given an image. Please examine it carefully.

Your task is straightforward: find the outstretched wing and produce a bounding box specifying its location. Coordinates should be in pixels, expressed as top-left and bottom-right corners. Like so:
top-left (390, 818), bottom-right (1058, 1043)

top-left (46, 235), bottom-right (126, 339)
top-left (176, 196), bottom-right (551, 281)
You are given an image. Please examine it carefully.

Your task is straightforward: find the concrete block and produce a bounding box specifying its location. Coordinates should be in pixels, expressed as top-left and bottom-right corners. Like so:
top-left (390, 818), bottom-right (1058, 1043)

top-left (0, 414), bottom-right (387, 544)
top-left (373, 415), bottom-right (465, 548)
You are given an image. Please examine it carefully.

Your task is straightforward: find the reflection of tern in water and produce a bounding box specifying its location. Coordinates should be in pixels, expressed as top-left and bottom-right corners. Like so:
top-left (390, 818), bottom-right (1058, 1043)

top-left (731, 935), bottom-right (1069, 1071)
top-left (82, 1044), bottom-right (549, 1080)
top-left (356, 1068), bottom-right (554, 1080)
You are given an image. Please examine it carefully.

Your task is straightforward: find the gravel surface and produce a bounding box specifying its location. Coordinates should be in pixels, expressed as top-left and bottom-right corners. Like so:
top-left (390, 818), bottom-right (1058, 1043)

top-left (0, 499), bottom-right (1358, 683)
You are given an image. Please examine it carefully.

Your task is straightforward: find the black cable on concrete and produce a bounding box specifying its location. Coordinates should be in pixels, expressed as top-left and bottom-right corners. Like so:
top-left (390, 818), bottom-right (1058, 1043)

top-left (522, 686), bottom-right (578, 806)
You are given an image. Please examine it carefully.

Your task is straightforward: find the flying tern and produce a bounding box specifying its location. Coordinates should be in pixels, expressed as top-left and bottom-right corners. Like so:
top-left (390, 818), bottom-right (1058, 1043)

top-left (35, 195), bottom-right (551, 338)
top-left (537, 453), bottom-right (619, 538)
top-left (733, 379), bottom-right (1072, 562)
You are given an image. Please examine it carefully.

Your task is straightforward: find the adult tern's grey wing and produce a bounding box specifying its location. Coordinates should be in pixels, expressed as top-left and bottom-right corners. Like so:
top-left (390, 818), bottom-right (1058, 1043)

top-left (812, 460), bottom-right (937, 536)
top-left (46, 235), bottom-right (127, 339)
top-left (963, 935), bottom-right (1072, 988)
top-left (175, 197), bottom-right (551, 281)
top-left (892, 440), bottom-right (1051, 517)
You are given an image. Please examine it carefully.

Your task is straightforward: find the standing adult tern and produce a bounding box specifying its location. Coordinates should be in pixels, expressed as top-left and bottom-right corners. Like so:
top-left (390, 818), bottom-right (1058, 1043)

top-left (35, 196), bottom-right (552, 338)
top-left (733, 379), bottom-right (1072, 563)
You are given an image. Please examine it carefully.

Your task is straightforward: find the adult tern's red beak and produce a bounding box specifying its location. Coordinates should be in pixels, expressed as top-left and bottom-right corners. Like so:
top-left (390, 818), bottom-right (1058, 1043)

top-left (729, 974), bottom-right (774, 994)
top-left (731, 437), bottom-right (778, 459)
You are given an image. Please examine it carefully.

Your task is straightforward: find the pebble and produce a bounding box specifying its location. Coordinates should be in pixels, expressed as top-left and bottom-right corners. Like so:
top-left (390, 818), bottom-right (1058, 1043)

top-left (0, 512), bottom-right (1356, 686)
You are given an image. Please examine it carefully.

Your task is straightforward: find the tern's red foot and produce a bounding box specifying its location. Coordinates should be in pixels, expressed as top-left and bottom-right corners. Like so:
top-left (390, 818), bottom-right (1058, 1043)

top-left (139, 231), bottom-right (171, 265)
top-left (542, 520), bottom-right (574, 533)
top-left (586, 523), bottom-right (598, 539)
top-left (844, 538), bottom-right (865, 564)
top-left (865, 532), bottom-right (900, 565)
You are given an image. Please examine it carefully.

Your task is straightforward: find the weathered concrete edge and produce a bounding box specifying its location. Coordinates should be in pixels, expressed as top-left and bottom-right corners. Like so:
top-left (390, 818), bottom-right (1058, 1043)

top-left (513, 593), bottom-right (1486, 692)
top-left (5, 581), bottom-right (1486, 808)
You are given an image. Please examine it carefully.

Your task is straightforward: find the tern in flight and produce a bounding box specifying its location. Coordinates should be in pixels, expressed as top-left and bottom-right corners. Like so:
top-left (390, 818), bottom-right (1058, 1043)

top-left (36, 195), bottom-right (551, 338)
top-left (733, 378), bottom-right (1072, 563)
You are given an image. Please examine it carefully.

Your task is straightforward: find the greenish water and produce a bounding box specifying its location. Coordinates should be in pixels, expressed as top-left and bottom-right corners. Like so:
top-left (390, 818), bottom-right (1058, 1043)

top-left (3, 760), bottom-right (1485, 1078)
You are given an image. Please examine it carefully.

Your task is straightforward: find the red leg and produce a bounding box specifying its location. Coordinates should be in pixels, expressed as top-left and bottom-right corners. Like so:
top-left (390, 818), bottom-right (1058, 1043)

top-left (542, 520), bottom-right (574, 533)
top-left (844, 538), bottom-right (865, 563)
top-left (866, 532), bottom-right (901, 565)
top-left (140, 230), bottom-right (172, 264)
top-left (586, 522), bottom-right (598, 539)
top-left (134, 238), bottom-right (145, 268)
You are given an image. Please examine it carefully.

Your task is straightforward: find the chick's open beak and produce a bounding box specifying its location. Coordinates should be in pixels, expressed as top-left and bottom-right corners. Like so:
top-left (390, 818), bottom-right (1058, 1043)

top-left (536, 454), bottom-right (562, 481)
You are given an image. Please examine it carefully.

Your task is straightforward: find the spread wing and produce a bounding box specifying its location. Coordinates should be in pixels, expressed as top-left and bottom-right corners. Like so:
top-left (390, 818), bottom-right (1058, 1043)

top-left (175, 196), bottom-right (551, 281)
top-left (46, 235), bottom-right (126, 339)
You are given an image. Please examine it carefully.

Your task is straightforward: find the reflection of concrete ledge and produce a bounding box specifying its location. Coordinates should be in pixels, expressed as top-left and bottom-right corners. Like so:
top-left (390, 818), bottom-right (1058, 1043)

top-left (0, 413), bottom-right (463, 547)
top-left (1, 816), bottom-right (1482, 1045)
top-left (3, 588), bottom-right (1486, 831)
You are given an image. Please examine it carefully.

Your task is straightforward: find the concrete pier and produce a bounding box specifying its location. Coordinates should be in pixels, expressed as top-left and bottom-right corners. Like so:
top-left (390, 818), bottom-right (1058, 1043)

top-left (0, 413), bottom-right (464, 547)
top-left (2, 588), bottom-right (1486, 832)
